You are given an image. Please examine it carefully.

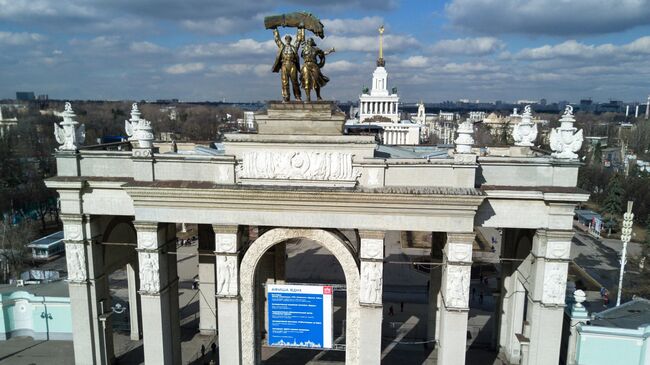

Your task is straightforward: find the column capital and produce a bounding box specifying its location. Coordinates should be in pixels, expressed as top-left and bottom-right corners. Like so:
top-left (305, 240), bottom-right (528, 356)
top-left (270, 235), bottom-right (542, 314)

top-left (446, 232), bottom-right (476, 244)
top-left (533, 229), bottom-right (573, 260)
top-left (212, 224), bottom-right (239, 235)
top-left (358, 230), bottom-right (385, 240)
top-left (133, 221), bottom-right (158, 232)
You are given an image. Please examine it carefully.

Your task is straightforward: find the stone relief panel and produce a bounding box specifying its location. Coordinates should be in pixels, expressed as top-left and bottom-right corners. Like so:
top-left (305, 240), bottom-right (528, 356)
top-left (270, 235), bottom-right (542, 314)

top-left (447, 242), bottom-right (472, 263)
top-left (238, 151), bottom-right (360, 181)
top-left (216, 255), bottom-right (238, 296)
top-left (215, 234), bottom-right (237, 254)
top-left (546, 240), bottom-right (571, 260)
top-left (139, 252), bottom-right (160, 294)
top-left (66, 243), bottom-right (87, 282)
top-left (63, 223), bottom-right (83, 241)
top-left (444, 265), bottom-right (470, 308)
top-left (137, 230), bottom-right (157, 249)
top-left (360, 261), bottom-right (383, 305)
top-left (360, 238), bottom-right (383, 260)
top-left (542, 262), bottom-right (568, 305)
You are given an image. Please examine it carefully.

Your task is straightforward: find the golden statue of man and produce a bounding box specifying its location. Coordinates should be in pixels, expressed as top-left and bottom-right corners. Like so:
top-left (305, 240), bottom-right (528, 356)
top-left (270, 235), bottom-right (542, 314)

top-left (272, 27), bottom-right (304, 102)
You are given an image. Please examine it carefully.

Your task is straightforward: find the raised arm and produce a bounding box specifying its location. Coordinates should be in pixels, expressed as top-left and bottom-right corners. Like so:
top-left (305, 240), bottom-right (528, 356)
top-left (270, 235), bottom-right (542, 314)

top-left (273, 28), bottom-right (282, 48)
top-left (294, 27), bottom-right (305, 46)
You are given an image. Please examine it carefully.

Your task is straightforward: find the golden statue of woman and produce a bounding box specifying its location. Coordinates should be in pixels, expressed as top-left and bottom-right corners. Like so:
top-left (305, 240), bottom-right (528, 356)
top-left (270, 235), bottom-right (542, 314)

top-left (300, 38), bottom-right (335, 101)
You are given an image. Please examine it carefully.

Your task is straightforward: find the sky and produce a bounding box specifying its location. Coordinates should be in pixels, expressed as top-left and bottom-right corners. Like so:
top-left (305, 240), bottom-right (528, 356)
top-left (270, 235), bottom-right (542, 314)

top-left (1, 0), bottom-right (650, 103)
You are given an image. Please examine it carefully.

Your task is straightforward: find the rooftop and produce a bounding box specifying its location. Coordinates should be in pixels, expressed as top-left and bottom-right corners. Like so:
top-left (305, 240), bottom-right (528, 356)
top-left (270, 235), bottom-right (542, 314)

top-left (592, 297), bottom-right (650, 329)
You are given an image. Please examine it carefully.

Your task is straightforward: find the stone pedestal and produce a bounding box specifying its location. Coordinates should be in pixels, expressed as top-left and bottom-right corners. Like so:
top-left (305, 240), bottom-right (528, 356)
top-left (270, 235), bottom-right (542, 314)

top-left (255, 101), bottom-right (345, 135)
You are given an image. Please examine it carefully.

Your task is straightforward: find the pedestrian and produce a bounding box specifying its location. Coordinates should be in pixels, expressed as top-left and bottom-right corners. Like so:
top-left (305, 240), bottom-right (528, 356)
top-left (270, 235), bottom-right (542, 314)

top-left (479, 290), bottom-right (484, 305)
top-left (484, 277), bottom-right (489, 286)
top-left (603, 293), bottom-right (609, 307)
top-left (201, 344), bottom-right (205, 358)
top-left (388, 305), bottom-right (394, 316)
top-left (211, 342), bottom-right (216, 354)
top-left (479, 273), bottom-right (483, 283)
top-left (472, 287), bottom-right (476, 300)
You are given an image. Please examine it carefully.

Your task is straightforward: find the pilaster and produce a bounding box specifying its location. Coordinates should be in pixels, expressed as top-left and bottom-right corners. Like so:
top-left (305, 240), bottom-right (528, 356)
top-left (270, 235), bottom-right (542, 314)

top-left (438, 232), bottom-right (474, 365)
top-left (61, 214), bottom-right (113, 365)
top-left (214, 224), bottom-right (242, 365)
top-left (525, 229), bottom-right (573, 365)
top-left (358, 230), bottom-right (385, 365)
top-left (135, 221), bottom-right (181, 365)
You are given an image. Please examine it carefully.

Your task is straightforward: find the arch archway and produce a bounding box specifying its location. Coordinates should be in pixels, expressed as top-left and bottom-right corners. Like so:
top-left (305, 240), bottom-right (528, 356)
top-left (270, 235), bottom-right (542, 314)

top-left (240, 228), bottom-right (361, 364)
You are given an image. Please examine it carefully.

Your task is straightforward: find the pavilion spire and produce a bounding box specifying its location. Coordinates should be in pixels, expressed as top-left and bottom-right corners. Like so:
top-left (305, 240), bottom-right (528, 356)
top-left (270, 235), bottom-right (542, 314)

top-left (377, 25), bottom-right (385, 67)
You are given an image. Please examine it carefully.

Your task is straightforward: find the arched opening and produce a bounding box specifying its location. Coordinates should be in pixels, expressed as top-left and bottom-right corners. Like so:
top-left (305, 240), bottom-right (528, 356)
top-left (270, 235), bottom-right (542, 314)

top-left (240, 228), bottom-right (361, 364)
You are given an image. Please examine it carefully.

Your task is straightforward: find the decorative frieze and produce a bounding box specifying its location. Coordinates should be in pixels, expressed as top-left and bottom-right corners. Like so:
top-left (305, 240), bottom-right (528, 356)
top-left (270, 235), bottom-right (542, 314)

top-left (66, 243), bottom-right (87, 282)
top-left (238, 151), bottom-right (360, 182)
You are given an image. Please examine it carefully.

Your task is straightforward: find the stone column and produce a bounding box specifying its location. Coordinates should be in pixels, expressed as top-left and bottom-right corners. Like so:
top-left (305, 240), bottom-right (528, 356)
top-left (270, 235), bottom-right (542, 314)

top-left (214, 225), bottom-right (242, 365)
top-left (437, 232), bottom-right (474, 365)
top-left (62, 214), bottom-right (114, 365)
top-left (198, 224), bottom-right (217, 335)
top-left (426, 265), bottom-right (441, 348)
top-left (525, 230), bottom-right (573, 365)
top-left (358, 230), bottom-right (385, 365)
top-left (126, 262), bottom-right (141, 340)
top-left (135, 222), bottom-right (181, 365)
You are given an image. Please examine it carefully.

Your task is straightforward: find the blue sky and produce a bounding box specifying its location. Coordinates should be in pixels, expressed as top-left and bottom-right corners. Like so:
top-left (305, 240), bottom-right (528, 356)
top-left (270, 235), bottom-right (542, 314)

top-left (1, 0), bottom-right (650, 103)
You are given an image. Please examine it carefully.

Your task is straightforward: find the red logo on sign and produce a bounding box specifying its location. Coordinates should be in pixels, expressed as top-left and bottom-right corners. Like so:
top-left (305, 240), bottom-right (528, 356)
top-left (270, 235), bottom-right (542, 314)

top-left (323, 286), bottom-right (333, 295)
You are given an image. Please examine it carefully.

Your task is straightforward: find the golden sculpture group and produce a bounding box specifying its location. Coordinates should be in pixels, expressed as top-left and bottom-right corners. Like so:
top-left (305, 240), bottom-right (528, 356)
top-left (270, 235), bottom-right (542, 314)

top-left (265, 12), bottom-right (335, 102)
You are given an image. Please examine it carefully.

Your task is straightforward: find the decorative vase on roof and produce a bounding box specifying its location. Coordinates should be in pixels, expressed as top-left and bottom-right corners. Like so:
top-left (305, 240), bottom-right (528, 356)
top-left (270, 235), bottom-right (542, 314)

top-left (125, 103), bottom-right (154, 149)
top-left (512, 105), bottom-right (538, 147)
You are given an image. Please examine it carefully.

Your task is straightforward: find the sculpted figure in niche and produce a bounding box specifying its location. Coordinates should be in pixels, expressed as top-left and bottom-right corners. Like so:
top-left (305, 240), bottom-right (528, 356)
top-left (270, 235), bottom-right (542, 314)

top-left (217, 256), bottom-right (236, 295)
top-left (140, 253), bottom-right (159, 293)
top-left (446, 266), bottom-right (469, 307)
top-left (362, 263), bottom-right (382, 303)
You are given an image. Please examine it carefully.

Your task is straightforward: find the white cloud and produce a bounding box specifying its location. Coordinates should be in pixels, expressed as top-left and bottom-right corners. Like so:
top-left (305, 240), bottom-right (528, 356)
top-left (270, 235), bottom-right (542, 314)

top-left (165, 62), bottom-right (205, 74)
top-left (401, 55), bottom-right (428, 68)
top-left (430, 37), bottom-right (505, 56)
top-left (322, 16), bottom-right (384, 35)
top-left (516, 36), bottom-right (650, 60)
top-left (446, 0), bottom-right (650, 36)
top-left (181, 39), bottom-right (276, 58)
top-left (0, 31), bottom-right (44, 45)
top-left (322, 34), bottom-right (419, 53)
top-left (69, 35), bottom-right (121, 49)
top-left (130, 41), bottom-right (166, 54)
top-left (325, 60), bottom-right (358, 73)
top-left (441, 62), bottom-right (498, 73)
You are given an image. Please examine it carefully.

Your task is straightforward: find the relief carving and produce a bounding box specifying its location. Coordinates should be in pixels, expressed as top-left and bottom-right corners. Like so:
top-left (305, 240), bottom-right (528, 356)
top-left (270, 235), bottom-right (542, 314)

top-left (542, 262), bottom-right (568, 304)
top-left (360, 261), bottom-right (382, 304)
top-left (139, 252), bottom-right (160, 293)
top-left (66, 243), bottom-right (87, 282)
top-left (360, 239), bottom-right (383, 260)
top-left (216, 234), bottom-right (237, 253)
top-left (239, 151), bottom-right (360, 181)
top-left (217, 255), bottom-right (238, 296)
top-left (445, 265), bottom-right (470, 308)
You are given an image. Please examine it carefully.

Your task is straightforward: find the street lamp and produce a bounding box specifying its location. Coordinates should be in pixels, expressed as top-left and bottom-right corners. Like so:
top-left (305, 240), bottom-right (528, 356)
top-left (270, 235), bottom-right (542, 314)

top-left (616, 201), bottom-right (634, 307)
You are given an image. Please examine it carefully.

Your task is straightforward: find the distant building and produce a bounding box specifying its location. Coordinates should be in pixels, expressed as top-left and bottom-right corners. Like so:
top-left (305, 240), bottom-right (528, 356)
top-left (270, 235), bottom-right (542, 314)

top-left (37, 94), bottom-right (49, 101)
top-left (16, 92), bottom-right (35, 101)
top-left (27, 231), bottom-right (65, 261)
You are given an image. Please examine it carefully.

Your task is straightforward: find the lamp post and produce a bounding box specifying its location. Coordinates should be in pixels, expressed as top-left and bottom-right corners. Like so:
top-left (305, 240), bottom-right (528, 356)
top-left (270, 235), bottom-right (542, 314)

top-left (616, 201), bottom-right (634, 307)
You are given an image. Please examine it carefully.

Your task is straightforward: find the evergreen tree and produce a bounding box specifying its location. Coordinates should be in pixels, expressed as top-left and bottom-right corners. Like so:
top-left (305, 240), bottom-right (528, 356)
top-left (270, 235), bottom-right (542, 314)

top-left (602, 173), bottom-right (624, 218)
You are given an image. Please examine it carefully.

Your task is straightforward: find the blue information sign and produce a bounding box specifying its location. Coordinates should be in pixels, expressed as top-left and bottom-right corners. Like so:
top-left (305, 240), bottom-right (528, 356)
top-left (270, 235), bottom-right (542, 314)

top-left (267, 284), bottom-right (333, 349)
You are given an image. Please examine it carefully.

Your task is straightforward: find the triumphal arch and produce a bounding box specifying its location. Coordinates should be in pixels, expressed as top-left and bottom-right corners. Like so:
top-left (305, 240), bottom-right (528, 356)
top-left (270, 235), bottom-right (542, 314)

top-left (46, 99), bottom-right (588, 365)
top-left (46, 12), bottom-right (588, 365)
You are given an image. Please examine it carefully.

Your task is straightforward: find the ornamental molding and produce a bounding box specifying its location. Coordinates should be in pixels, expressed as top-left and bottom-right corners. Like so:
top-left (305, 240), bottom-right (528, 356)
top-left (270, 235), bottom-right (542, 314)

top-left (444, 265), bottom-right (470, 309)
top-left (542, 262), bottom-right (568, 305)
top-left (360, 261), bottom-right (383, 305)
top-left (64, 223), bottom-right (83, 241)
top-left (139, 252), bottom-right (160, 294)
top-left (137, 230), bottom-right (157, 250)
top-left (238, 151), bottom-right (361, 183)
top-left (66, 243), bottom-right (87, 282)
